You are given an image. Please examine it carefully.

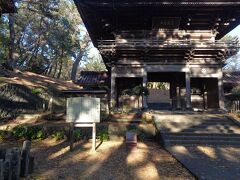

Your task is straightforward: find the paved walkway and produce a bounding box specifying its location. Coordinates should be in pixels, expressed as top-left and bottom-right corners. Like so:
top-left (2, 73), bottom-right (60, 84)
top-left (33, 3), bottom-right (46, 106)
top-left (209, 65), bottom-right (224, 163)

top-left (167, 145), bottom-right (240, 180)
top-left (154, 112), bottom-right (240, 180)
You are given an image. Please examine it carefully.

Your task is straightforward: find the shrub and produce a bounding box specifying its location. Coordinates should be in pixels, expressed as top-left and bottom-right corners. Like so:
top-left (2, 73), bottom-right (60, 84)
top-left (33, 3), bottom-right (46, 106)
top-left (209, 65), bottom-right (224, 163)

top-left (26, 126), bottom-right (45, 140)
top-left (226, 85), bottom-right (240, 100)
top-left (132, 85), bottom-right (142, 96)
top-left (73, 129), bottom-right (83, 142)
top-left (51, 131), bottom-right (65, 141)
top-left (11, 125), bottom-right (27, 139)
top-left (122, 89), bottom-right (132, 96)
top-left (97, 130), bottom-right (109, 141)
top-left (0, 130), bottom-right (8, 141)
top-left (11, 125), bottom-right (45, 140)
top-left (31, 88), bottom-right (44, 95)
top-left (138, 132), bottom-right (146, 141)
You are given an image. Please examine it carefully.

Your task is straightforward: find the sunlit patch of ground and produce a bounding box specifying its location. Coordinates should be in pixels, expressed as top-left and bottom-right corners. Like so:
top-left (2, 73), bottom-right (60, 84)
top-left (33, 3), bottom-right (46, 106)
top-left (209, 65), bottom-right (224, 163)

top-left (0, 70), bottom-right (82, 91)
top-left (1, 139), bottom-right (195, 180)
top-left (196, 146), bottom-right (240, 163)
top-left (197, 146), bottom-right (217, 159)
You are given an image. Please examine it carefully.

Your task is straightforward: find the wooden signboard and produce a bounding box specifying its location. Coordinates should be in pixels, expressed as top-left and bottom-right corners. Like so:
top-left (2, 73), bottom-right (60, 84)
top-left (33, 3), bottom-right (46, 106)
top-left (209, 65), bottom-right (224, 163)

top-left (67, 97), bottom-right (100, 123)
top-left (66, 97), bottom-right (100, 151)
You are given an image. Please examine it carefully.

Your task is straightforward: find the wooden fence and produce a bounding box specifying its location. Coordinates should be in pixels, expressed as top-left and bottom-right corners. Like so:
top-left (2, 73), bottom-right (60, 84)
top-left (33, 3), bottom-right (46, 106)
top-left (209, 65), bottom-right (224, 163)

top-left (231, 100), bottom-right (240, 112)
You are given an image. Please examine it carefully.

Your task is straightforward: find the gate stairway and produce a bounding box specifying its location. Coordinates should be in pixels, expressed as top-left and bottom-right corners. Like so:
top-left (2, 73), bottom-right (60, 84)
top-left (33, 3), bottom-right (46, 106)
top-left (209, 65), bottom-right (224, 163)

top-left (154, 112), bottom-right (240, 146)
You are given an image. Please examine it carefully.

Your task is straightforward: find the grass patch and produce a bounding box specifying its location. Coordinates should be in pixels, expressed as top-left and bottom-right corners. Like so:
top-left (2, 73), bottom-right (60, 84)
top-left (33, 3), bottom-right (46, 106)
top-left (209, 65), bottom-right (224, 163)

top-left (11, 125), bottom-right (45, 140)
top-left (97, 130), bottom-right (109, 141)
top-left (51, 131), bottom-right (66, 141)
top-left (11, 125), bottom-right (28, 139)
top-left (0, 129), bottom-right (9, 141)
top-left (73, 129), bottom-right (83, 142)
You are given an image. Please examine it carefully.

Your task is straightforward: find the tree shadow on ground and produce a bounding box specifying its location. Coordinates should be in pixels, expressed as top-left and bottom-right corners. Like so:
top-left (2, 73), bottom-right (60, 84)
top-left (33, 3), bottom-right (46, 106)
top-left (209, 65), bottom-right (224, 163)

top-left (28, 138), bottom-right (194, 180)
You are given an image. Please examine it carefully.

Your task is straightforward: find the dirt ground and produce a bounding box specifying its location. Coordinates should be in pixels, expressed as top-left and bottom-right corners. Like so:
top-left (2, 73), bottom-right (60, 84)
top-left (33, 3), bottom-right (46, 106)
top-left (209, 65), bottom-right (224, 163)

top-left (1, 139), bottom-right (194, 180)
top-left (0, 70), bottom-right (82, 91)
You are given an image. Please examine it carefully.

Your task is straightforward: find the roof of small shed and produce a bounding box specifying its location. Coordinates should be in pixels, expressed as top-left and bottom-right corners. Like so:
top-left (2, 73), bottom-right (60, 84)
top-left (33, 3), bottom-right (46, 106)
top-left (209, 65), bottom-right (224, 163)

top-left (76, 71), bottom-right (109, 86)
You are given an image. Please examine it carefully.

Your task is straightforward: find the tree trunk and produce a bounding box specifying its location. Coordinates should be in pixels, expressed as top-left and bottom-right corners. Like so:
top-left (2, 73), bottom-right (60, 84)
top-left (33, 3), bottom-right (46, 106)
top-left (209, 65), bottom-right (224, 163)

top-left (71, 52), bottom-right (83, 82)
top-left (52, 60), bottom-right (58, 78)
top-left (7, 13), bottom-right (15, 69)
top-left (47, 64), bottom-right (53, 75)
top-left (57, 45), bottom-right (64, 79)
top-left (57, 58), bottom-right (63, 79)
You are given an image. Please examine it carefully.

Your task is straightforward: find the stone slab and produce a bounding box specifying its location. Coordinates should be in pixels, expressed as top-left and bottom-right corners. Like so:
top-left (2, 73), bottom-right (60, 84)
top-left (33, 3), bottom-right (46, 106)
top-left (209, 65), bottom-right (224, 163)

top-left (167, 145), bottom-right (240, 180)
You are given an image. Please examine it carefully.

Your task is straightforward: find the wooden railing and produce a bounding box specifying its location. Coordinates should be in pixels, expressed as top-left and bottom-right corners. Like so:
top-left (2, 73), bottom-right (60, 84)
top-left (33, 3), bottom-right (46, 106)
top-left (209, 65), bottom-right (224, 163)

top-left (98, 39), bottom-right (239, 49)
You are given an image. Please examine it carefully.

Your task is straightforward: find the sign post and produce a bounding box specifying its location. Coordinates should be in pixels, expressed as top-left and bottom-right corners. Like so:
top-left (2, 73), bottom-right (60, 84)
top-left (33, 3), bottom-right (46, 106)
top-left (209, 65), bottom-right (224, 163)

top-left (92, 123), bottom-right (96, 151)
top-left (66, 97), bottom-right (100, 152)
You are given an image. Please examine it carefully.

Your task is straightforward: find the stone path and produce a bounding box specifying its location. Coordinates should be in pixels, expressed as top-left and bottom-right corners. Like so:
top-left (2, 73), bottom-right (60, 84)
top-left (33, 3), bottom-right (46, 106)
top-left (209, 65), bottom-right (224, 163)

top-left (154, 112), bottom-right (240, 180)
top-left (167, 145), bottom-right (240, 180)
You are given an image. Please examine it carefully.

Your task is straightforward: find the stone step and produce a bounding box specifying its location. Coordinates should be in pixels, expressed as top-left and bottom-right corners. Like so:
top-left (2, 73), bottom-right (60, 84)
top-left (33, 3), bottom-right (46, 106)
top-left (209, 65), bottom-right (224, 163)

top-left (160, 127), bottom-right (240, 134)
top-left (162, 121), bottom-right (237, 126)
top-left (109, 118), bottom-right (142, 123)
top-left (159, 121), bottom-right (236, 127)
top-left (163, 135), bottom-right (240, 141)
top-left (187, 124), bottom-right (240, 129)
top-left (160, 124), bottom-right (240, 130)
top-left (164, 139), bottom-right (240, 146)
top-left (159, 117), bottom-right (231, 121)
top-left (163, 132), bottom-right (240, 137)
top-left (200, 122), bottom-right (236, 126)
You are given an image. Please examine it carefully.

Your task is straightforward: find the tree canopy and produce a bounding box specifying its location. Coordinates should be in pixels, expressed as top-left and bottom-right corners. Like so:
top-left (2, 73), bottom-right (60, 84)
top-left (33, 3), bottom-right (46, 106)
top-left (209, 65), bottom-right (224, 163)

top-left (0, 0), bottom-right (105, 81)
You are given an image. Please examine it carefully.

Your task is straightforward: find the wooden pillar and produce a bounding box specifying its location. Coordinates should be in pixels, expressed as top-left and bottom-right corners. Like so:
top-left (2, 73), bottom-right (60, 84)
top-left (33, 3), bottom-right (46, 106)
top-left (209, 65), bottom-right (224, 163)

top-left (69, 123), bottom-right (74, 151)
top-left (111, 66), bottom-right (116, 109)
top-left (177, 86), bottom-right (181, 109)
top-left (0, 159), bottom-right (3, 179)
top-left (20, 140), bottom-right (31, 178)
top-left (218, 71), bottom-right (225, 110)
top-left (142, 66), bottom-right (148, 109)
top-left (92, 123), bottom-right (96, 151)
top-left (171, 82), bottom-right (177, 110)
top-left (186, 72), bottom-right (192, 109)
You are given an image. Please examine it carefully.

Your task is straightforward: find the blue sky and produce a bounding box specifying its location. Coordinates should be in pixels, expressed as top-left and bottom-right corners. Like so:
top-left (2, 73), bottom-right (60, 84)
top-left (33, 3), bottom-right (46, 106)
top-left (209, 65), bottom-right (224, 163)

top-left (227, 25), bottom-right (240, 38)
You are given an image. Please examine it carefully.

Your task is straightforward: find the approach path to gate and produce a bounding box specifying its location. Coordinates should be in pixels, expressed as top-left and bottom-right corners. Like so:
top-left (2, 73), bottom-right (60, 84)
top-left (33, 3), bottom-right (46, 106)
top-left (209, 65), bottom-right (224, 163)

top-left (154, 111), bottom-right (240, 180)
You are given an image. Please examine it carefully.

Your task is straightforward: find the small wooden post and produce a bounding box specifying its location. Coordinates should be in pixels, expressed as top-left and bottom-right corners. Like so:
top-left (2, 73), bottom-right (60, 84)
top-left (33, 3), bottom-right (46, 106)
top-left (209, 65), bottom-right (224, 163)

top-left (28, 156), bottom-right (34, 174)
top-left (4, 149), bottom-right (13, 180)
top-left (3, 160), bottom-right (11, 180)
top-left (69, 122), bottom-right (74, 151)
top-left (48, 97), bottom-right (53, 113)
top-left (92, 123), bottom-right (96, 151)
top-left (11, 148), bottom-right (20, 180)
top-left (20, 140), bottom-right (31, 177)
top-left (0, 159), bottom-right (4, 180)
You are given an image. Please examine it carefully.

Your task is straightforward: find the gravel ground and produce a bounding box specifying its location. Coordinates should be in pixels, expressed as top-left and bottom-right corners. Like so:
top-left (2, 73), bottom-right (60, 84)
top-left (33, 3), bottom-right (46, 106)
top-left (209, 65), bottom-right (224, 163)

top-left (1, 139), bottom-right (195, 180)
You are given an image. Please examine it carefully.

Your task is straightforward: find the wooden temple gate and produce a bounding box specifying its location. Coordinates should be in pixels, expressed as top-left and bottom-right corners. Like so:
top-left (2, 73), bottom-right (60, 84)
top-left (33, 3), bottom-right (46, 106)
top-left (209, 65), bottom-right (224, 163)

top-left (74, 0), bottom-right (240, 110)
